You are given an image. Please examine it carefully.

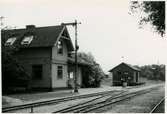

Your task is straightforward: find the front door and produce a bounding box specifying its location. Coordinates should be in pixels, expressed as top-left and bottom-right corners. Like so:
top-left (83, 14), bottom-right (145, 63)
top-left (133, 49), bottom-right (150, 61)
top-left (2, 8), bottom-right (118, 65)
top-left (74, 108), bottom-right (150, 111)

top-left (136, 72), bottom-right (138, 82)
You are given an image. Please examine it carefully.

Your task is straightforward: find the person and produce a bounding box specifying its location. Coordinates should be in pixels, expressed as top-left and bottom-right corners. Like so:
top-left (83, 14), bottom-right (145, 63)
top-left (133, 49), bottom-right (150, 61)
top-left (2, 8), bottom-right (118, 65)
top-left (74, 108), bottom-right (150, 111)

top-left (121, 77), bottom-right (127, 87)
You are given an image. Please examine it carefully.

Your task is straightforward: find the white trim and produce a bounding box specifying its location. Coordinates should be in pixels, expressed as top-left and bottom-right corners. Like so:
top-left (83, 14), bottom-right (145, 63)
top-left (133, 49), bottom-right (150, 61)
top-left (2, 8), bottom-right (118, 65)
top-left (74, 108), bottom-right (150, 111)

top-left (54, 26), bottom-right (66, 46)
top-left (61, 36), bottom-right (70, 40)
top-left (57, 65), bottom-right (63, 80)
top-left (21, 35), bottom-right (34, 45)
top-left (53, 26), bottom-right (74, 51)
top-left (5, 37), bottom-right (16, 46)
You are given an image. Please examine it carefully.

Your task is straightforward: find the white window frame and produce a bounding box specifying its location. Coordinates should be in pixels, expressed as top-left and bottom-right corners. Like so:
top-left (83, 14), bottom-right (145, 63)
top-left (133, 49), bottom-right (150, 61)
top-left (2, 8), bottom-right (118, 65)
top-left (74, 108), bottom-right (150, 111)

top-left (21, 35), bottom-right (33, 45)
top-left (57, 40), bottom-right (63, 55)
top-left (5, 37), bottom-right (16, 46)
top-left (57, 66), bottom-right (63, 79)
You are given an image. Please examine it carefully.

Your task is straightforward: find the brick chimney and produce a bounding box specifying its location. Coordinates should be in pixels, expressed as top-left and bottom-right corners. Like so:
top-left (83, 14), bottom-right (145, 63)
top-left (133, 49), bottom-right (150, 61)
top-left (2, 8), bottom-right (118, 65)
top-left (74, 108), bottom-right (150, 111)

top-left (26, 25), bottom-right (36, 30)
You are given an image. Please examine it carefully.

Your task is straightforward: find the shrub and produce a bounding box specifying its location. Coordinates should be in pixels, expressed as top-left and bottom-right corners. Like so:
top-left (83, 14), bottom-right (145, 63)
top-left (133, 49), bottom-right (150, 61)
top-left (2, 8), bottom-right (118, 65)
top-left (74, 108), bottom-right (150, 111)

top-left (2, 40), bottom-right (30, 94)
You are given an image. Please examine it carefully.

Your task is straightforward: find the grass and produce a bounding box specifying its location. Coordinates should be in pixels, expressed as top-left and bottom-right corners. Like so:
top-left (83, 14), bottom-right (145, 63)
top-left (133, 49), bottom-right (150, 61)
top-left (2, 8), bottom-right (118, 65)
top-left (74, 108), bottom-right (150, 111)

top-left (98, 85), bottom-right (165, 113)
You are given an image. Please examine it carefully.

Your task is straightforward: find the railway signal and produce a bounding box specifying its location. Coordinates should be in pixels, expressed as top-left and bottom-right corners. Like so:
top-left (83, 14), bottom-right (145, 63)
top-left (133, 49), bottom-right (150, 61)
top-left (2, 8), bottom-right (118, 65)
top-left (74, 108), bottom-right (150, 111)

top-left (61, 20), bottom-right (81, 93)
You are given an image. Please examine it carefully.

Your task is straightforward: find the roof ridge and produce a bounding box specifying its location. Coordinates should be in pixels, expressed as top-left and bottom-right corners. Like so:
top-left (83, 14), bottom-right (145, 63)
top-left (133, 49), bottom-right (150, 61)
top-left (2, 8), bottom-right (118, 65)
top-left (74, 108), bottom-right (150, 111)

top-left (2, 25), bottom-right (63, 31)
top-left (33, 25), bottom-right (63, 29)
top-left (109, 62), bottom-right (140, 72)
top-left (123, 62), bottom-right (140, 71)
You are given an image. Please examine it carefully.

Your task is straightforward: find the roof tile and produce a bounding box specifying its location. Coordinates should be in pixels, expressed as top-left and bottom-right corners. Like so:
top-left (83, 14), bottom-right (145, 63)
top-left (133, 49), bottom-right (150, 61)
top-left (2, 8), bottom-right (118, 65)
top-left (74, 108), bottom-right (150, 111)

top-left (2, 25), bottom-right (64, 48)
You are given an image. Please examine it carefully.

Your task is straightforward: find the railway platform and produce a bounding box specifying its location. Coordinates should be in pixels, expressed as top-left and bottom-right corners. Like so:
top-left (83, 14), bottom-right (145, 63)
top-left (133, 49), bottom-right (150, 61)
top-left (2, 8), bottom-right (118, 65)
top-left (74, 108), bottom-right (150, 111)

top-left (4, 86), bottom-right (122, 107)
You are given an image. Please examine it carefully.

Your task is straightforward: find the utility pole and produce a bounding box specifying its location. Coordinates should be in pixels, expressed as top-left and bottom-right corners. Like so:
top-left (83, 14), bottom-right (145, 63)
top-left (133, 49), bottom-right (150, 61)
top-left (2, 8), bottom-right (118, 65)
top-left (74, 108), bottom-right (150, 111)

top-left (121, 56), bottom-right (124, 62)
top-left (0, 16), bottom-right (4, 29)
top-left (61, 20), bottom-right (81, 93)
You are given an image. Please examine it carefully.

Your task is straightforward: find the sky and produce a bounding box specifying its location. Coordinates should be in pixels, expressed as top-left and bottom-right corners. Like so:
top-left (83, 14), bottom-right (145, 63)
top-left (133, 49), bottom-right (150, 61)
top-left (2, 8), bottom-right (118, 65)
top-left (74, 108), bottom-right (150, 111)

top-left (0, 0), bottom-right (166, 73)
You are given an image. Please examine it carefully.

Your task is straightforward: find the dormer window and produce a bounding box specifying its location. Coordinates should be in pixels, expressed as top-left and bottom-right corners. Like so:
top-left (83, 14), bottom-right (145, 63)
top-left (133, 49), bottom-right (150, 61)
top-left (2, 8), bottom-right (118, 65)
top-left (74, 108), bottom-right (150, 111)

top-left (21, 35), bottom-right (33, 45)
top-left (57, 40), bottom-right (63, 54)
top-left (5, 37), bottom-right (16, 46)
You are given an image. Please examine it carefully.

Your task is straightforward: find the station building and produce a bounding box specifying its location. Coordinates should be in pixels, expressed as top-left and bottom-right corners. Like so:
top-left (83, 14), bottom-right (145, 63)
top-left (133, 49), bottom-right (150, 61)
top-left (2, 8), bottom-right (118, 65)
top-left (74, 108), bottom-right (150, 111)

top-left (2, 25), bottom-right (90, 90)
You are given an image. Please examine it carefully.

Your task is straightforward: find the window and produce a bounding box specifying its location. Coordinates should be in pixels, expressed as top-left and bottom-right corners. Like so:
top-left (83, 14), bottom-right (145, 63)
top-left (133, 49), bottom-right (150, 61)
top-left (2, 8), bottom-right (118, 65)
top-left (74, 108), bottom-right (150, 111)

top-left (57, 40), bottom-right (63, 54)
top-left (57, 66), bottom-right (63, 79)
top-left (21, 35), bottom-right (33, 45)
top-left (32, 65), bottom-right (43, 79)
top-left (5, 37), bottom-right (16, 46)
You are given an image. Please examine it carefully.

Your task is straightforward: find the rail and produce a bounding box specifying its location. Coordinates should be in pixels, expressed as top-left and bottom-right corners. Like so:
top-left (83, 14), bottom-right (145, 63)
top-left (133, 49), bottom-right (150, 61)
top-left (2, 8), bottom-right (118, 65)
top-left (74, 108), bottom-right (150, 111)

top-left (54, 86), bottom-right (161, 113)
top-left (2, 90), bottom-right (119, 113)
top-left (54, 91), bottom-right (126, 113)
top-left (149, 97), bottom-right (165, 113)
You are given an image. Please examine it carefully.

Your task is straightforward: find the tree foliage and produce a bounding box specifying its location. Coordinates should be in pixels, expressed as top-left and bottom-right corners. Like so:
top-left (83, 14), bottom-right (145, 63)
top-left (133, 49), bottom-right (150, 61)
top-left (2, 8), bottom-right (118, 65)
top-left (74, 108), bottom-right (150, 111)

top-left (136, 64), bottom-right (165, 81)
top-left (78, 52), bottom-right (105, 88)
top-left (130, 1), bottom-right (165, 37)
top-left (2, 36), bottom-right (30, 93)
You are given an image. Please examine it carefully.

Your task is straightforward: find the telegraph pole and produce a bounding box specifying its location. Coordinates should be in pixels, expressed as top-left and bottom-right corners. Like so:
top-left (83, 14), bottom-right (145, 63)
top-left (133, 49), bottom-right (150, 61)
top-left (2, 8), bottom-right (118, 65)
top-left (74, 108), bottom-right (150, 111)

top-left (0, 16), bottom-right (4, 29)
top-left (61, 20), bottom-right (81, 93)
top-left (121, 56), bottom-right (124, 62)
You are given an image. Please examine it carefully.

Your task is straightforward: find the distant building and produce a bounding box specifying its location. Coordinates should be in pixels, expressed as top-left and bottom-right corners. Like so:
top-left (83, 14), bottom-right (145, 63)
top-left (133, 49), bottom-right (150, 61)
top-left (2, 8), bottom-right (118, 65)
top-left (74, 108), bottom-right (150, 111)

top-left (109, 62), bottom-right (140, 86)
top-left (2, 25), bottom-right (90, 91)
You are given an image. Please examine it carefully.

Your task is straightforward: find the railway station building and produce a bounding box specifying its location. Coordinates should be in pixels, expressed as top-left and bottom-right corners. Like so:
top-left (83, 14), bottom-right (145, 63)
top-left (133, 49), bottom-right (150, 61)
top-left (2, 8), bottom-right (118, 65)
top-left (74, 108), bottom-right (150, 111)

top-left (2, 25), bottom-right (90, 90)
top-left (109, 62), bottom-right (140, 86)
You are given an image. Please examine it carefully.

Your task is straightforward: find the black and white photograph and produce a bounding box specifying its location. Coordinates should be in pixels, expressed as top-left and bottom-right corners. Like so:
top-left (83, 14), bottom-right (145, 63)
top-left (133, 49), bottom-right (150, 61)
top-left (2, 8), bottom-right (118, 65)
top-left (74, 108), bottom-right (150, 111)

top-left (0, 0), bottom-right (165, 113)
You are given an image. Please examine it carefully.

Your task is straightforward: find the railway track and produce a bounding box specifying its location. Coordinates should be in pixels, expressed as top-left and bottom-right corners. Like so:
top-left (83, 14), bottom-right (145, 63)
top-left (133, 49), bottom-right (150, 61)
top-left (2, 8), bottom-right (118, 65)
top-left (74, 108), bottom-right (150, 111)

top-left (150, 97), bottom-right (165, 113)
top-left (2, 90), bottom-right (122, 113)
top-left (54, 91), bottom-right (126, 113)
top-left (2, 85), bottom-right (162, 113)
top-left (54, 86), bottom-right (161, 113)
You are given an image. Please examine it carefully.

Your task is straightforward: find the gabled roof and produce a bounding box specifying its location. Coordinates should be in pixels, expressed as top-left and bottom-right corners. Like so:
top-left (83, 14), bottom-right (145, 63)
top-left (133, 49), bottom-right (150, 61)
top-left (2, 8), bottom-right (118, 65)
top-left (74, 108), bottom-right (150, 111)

top-left (1, 25), bottom-right (74, 51)
top-left (109, 62), bottom-right (141, 72)
top-left (124, 63), bottom-right (141, 71)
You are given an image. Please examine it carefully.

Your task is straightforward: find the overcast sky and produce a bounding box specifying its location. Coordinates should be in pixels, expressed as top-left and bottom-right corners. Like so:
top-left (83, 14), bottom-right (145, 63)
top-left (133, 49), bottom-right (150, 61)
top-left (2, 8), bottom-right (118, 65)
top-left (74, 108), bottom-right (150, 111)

top-left (0, 0), bottom-right (166, 73)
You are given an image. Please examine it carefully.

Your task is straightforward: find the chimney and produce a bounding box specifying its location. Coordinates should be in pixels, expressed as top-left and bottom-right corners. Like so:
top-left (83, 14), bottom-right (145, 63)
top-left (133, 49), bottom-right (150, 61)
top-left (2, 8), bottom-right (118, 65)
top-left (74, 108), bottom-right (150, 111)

top-left (26, 25), bottom-right (36, 30)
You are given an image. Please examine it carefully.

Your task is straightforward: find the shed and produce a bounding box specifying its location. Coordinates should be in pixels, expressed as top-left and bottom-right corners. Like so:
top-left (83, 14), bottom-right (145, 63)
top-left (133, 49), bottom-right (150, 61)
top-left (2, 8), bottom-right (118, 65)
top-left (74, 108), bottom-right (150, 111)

top-left (109, 62), bottom-right (140, 86)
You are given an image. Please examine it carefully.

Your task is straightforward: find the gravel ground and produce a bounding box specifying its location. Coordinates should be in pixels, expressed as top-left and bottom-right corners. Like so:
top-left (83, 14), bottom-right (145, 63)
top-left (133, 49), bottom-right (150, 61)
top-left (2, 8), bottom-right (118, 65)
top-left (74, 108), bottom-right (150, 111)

top-left (8, 96), bottom-right (100, 113)
top-left (152, 100), bottom-right (165, 113)
top-left (3, 84), bottom-right (164, 113)
top-left (4, 86), bottom-right (122, 106)
top-left (95, 85), bottom-right (165, 113)
top-left (2, 96), bottom-right (23, 107)
top-left (6, 91), bottom-right (123, 113)
top-left (6, 90), bottom-right (75, 102)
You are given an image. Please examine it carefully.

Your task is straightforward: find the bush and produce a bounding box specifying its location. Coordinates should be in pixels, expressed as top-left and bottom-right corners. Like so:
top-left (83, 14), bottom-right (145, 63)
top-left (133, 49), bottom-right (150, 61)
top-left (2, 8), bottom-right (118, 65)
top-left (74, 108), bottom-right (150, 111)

top-left (2, 42), bottom-right (30, 94)
top-left (78, 52), bottom-right (105, 88)
top-left (140, 64), bottom-right (165, 81)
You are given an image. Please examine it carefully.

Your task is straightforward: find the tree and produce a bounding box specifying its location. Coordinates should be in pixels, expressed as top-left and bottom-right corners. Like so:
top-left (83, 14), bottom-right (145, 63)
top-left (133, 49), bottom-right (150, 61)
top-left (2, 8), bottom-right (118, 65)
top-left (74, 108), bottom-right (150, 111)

top-left (78, 52), bottom-right (105, 88)
top-left (139, 64), bottom-right (165, 81)
top-left (130, 1), bottom-right (165, 37)
top-left (1, 32), bottom-right (30, 93)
